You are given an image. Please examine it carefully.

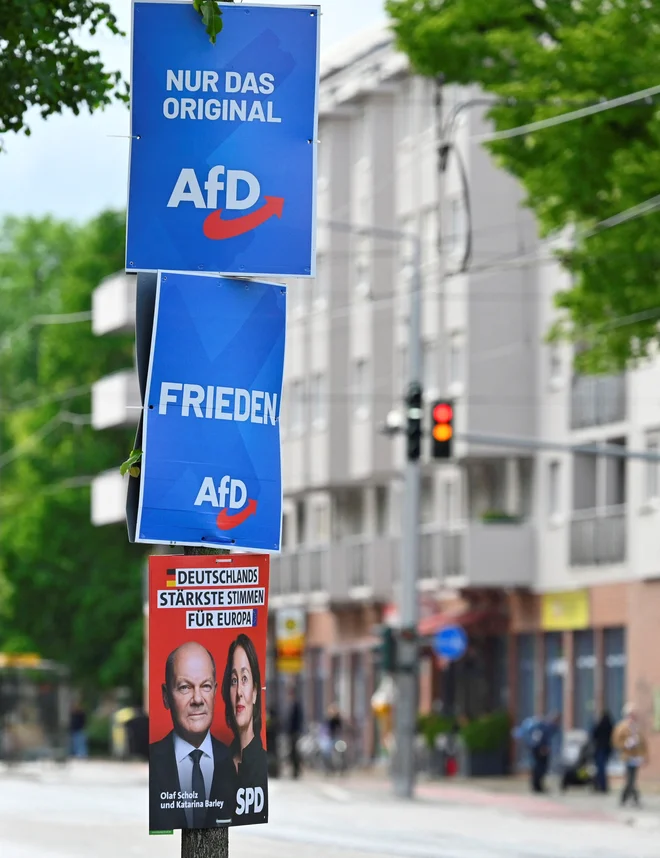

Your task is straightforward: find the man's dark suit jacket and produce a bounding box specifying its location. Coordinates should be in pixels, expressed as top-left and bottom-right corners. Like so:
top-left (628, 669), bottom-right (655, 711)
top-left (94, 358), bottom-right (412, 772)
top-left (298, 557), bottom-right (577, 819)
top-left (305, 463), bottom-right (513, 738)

top-left (149, 731), bottom-right (235, 831)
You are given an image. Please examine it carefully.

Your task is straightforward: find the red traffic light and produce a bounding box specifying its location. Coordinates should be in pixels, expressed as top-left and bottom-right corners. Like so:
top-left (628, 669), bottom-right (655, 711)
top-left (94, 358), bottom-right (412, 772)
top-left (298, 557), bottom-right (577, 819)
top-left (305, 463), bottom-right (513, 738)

top-left (433, 403), bottom-right (453, 424)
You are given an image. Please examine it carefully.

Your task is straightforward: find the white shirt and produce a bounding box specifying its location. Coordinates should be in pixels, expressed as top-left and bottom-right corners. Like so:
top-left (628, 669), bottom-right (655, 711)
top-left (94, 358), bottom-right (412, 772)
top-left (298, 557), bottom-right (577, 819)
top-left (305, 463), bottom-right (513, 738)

top-left (173, 731), bottom-right (214, 827)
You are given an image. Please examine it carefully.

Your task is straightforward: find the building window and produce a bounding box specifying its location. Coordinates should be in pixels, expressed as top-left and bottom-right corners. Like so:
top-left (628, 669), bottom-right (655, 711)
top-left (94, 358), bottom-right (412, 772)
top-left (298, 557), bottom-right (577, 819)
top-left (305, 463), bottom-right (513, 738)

top-left (375, 486), bottom-right (388, 535)
top-left (548, 461), bottom-right (561, 518)
top-left (573, 630), bottom-right (596, 730)
top-left (645, 431), bottom-right (660, 500)
top-left (310, 372), bottom-right (327, 429)
top-left (307, 648), bottom-right (325, 723)
top-left (443, 480), bottom-right (456, 523)
top-left (515, 634), bottom-right (536, 765)
top-left (353, 357), bottom-right (369, 419)
top-left (570, 440), bottom-right (627, 566)
top-left (543, 632), bottom-right (565, 715)
top-left (296, 500), bottom-right (306, 546)
top-left (603, 627), bottom-right (626, 721)
top-left (311, 503), bottom-right (329, 544)
top-left (281, 511), bottom-right (291, 549)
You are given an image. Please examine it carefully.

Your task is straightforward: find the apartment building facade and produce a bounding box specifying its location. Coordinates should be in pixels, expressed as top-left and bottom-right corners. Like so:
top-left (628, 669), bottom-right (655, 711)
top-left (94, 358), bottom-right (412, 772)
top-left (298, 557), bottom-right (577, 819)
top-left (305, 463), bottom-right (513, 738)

top-left (269, 27), bottom-right (660, 772)
top-left (89, 26), bottom-right (660, 773)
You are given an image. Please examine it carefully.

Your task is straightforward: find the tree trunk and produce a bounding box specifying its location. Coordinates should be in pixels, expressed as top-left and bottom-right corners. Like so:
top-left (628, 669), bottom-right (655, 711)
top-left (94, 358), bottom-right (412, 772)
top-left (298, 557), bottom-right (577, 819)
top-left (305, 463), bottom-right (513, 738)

top-left (181, 544), bottom-right (229, 858)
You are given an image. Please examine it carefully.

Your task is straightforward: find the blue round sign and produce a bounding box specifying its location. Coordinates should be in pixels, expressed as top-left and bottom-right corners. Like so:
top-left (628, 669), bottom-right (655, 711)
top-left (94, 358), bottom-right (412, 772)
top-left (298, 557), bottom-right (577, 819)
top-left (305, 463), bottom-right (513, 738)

top-left (433, 625), bottom-right (468, 661)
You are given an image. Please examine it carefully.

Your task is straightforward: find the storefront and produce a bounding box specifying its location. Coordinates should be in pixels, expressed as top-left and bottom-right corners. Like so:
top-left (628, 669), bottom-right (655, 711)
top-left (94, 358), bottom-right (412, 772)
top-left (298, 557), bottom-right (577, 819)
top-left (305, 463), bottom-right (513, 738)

top-left (509, 581), bottom-right (660, 777)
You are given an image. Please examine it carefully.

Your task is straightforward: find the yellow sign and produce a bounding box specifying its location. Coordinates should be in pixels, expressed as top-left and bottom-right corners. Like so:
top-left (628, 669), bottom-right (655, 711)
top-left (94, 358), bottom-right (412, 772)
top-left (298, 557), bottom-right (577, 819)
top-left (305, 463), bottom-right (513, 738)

top-left (276, 608), bottom-right (305, 675)
top-left (541, 590), bottom-right (590, 631)
top-left (0, 653), bottom-right (41, 668)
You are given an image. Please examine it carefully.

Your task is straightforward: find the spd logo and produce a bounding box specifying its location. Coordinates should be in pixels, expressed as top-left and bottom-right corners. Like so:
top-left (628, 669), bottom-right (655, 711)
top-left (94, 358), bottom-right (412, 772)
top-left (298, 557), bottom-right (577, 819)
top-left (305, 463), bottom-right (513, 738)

top-left (167, 165), bottom-right (284, 240)
top-left (194, 475), bottom-right (257, 531)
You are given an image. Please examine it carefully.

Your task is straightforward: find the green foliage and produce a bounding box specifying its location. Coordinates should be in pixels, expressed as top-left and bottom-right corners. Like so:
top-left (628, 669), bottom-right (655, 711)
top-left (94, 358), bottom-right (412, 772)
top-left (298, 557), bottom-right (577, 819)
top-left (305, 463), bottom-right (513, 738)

top-left (460, 711), bottom-right (511, 752)
top-left (480, 511), bottom-right (523, 524)
top-left (0, 1), bottom-right (128, 146)
top-left (120, 449), bottom-right (142, 478)
top-left (193, 0), bottom-right (233, 44)
top-left (87, 713), bottom-right (112, 757)
top-left (0, 212), bottom-right (147, 698)
top-left (387, 0), bottom-right (660, 370)
top-left (417, 712), bottom-right (455, 749)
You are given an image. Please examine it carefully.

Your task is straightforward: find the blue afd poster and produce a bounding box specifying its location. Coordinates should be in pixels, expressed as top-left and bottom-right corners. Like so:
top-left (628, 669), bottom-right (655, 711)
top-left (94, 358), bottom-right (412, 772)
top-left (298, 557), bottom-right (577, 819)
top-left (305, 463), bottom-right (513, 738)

top-left (136, 271), bottom-right (286, 551)
top-left (127, 1), bottom-right (319, 278)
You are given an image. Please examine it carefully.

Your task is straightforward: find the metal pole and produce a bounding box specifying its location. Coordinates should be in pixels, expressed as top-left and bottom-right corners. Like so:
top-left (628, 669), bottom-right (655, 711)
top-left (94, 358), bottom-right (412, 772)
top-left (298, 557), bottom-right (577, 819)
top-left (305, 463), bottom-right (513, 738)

top-left (320, 217), bottom-right (423, 800)
top-left (181, 545), bottom-right (229, 858)
top-left (393, 236), bottom-right (423, 800)
top-left (456, 431), bottom-right (660, 462)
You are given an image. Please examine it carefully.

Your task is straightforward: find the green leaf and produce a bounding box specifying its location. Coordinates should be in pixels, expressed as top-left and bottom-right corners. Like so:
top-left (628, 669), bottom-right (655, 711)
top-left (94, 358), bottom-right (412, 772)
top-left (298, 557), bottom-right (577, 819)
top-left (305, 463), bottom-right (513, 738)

top-left (0, 209), bottom-right (146, 699)
top-left (387, 0), bottom-right (660, 371)
top-left (0, 1), bottom-right (127, 141)
top-left (120, 449), bottom-right (143, 477)
top-left (198, 0), bottom-right (224, 44)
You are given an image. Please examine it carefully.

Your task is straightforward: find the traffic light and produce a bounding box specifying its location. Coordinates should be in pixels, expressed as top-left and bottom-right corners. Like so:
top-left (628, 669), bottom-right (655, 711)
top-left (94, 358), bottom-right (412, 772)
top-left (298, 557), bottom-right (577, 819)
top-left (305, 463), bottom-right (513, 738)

top-left (431, 400), bottom-right (454, 459)
top-left (406, 382), bottom-right (423, 461)
top-left (379, 625), bottom-right (397, 673)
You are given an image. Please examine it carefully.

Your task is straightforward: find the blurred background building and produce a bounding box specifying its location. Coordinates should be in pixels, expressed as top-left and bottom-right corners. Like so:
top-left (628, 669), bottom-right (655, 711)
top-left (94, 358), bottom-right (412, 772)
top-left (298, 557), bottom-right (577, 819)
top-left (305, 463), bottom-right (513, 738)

top-left (89, 26), bottom-right (660, 774)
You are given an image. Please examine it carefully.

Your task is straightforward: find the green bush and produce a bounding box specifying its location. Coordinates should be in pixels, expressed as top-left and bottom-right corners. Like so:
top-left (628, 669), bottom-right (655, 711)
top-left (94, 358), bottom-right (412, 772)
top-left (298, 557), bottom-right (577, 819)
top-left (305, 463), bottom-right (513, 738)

top-left (417, 713), bottom-right (455, 749)
top-left (460, 711), bottom-right (510, 752)
top-left (86, 714), bottom-right (111, 757)
top-left (481, 511), bottom-right (522, 524)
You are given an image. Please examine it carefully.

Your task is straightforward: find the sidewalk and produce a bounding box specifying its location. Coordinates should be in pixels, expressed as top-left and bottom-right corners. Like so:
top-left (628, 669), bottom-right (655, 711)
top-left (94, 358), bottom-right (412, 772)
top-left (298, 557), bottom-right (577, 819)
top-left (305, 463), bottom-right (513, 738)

top-left (307, 766), bottom-right (660, 830)
top-left (0, 757), bottom-right (148, 786)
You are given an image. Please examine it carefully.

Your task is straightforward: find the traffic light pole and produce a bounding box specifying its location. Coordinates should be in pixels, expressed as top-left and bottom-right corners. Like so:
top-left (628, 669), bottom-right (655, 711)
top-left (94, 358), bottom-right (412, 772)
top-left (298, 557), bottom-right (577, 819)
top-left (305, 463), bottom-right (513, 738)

top-left (323, 218), bottom-right (423, 800)
top-left (394, 235), bottom-right (423, 800)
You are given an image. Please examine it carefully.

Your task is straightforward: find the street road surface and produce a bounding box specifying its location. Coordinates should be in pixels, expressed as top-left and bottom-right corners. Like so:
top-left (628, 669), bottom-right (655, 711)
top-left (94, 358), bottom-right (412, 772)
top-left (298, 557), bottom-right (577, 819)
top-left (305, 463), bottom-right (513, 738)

top-left (1, 761), bottom-right (658, 858)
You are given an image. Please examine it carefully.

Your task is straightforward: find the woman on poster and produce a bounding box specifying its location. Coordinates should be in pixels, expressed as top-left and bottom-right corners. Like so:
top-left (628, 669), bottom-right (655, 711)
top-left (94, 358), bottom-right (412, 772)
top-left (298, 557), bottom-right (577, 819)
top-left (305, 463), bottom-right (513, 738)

top-left (222, 633), bottom-right (269, 824)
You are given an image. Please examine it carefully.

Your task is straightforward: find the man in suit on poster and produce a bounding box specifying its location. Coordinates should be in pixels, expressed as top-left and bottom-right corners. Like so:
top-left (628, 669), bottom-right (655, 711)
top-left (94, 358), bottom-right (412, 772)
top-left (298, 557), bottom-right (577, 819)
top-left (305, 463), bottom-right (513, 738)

top-left (149, 641), bottom-right (235, 831)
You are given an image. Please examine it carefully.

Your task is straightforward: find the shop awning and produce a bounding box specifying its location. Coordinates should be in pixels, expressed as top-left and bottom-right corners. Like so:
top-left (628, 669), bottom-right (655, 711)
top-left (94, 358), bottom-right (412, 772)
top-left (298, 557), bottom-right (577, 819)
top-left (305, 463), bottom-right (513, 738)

top-left (417, 608), bottom-right (493, 638)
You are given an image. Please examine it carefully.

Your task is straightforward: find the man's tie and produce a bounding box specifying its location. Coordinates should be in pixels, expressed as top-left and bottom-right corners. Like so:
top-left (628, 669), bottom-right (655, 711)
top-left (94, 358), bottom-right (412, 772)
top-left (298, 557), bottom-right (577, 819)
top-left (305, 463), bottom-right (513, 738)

top-left (189, 749), bottom-right (206, 827)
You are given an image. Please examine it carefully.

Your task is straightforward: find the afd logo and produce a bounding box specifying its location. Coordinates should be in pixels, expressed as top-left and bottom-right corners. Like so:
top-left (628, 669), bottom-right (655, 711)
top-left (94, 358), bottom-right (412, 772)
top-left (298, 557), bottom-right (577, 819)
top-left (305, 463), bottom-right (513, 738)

top-left (167, 166), bottom-right (284, 240)
top-left (194, 475), bottom-right (257, 531)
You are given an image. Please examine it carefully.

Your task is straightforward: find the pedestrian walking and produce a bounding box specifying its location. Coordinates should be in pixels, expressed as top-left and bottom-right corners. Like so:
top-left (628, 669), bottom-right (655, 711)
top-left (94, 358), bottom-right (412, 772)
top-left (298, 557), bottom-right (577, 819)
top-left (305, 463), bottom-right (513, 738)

top-left (518, 712), bottom-right (560, 794)
top-left (286, 685), bottom-right (303, 779)
top-left (591, 710), bottom-right (614, 793)
top-left (69, 704), bottom-right (88, 759)
top-left (613, 703), bottom-right (648, 807)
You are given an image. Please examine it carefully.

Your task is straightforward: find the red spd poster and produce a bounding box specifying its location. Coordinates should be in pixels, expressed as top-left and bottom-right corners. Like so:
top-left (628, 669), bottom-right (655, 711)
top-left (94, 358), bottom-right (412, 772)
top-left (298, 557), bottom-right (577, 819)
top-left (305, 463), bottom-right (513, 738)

top-left (148, 554), bottom-right (269, 833)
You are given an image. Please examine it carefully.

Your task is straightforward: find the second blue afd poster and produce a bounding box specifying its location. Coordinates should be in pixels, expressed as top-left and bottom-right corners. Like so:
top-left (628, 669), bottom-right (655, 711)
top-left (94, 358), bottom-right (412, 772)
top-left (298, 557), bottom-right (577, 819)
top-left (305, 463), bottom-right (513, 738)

top-left (127, 1), bottom-right (320, 277)
top-left (137, 271), bottom-right (286, 551)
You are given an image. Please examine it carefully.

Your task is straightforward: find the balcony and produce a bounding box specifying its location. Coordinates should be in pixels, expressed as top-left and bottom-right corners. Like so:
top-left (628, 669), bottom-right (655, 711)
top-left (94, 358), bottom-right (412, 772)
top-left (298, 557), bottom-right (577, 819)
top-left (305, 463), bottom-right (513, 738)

top-left (270, 547), bottom-right (330, 605)
top-left (92, 272), bottom-right (136, 336)
top-left (462, 521), bottom-right (534, 587)
top-left (571, 374), bottom-right (626, 429)
top-left (569, 506), bottom-right (626, 566)
top-left (91, 469), bottom-right (128, 526)
top-left (269, 521), bottom-right (534, 604)
top-left (92, 370), bottom-right (140, 429)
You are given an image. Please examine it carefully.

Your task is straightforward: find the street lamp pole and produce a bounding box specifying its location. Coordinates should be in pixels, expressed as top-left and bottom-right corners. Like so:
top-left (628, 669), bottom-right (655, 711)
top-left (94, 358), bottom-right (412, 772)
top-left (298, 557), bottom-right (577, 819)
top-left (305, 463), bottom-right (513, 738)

top-left (394, 235), bottom-right (423, 800)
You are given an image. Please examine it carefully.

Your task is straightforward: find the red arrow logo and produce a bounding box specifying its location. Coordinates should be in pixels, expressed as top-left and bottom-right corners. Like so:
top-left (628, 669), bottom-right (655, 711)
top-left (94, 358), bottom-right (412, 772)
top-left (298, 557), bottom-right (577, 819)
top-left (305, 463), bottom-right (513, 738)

top-left (203, 197), bottom-right (284, 240)
top-left (216, 499), bottom-right (258, 531)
